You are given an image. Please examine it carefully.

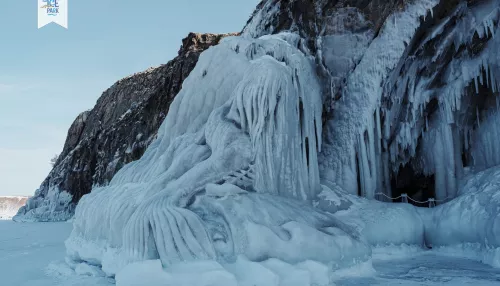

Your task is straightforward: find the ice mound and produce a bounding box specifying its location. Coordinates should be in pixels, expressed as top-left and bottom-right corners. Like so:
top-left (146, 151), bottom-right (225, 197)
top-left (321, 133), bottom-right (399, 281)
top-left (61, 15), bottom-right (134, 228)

top-left (420, 165), bottom-right (500, 266)
top-left (14, 187), bottom-right (73, 222)
top-left (318, 184), bottom-right (426, 247)
top-left (66, 33), bottom-right (369, 279)
top-left (115, 257), bottom-right (375, 286)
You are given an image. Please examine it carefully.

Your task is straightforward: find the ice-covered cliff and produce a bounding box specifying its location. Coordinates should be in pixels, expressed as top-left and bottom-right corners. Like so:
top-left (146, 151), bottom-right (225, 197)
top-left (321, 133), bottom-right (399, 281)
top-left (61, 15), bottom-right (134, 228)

top-left (15, 0), bottom-right (500, 284)
top-left (245, 0), bottom-right (500, 204)
top-left (61, 0), bottom-right (500, 282)
top-left (14, 33), bottom-right (236, 222)
top-left (20, 0), bottom-right (500, 222)
top-left (0, 196), bottom-right (28, 220)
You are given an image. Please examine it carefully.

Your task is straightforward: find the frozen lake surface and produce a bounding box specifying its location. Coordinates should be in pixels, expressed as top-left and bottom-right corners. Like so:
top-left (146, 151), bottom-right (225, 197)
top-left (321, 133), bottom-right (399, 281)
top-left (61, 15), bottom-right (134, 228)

top-left (338, 251), bottom-right (500, 285)
top-left (1, 220), bottom-right (499, 286)
top-left (0, 220), bottom-right (113, 286)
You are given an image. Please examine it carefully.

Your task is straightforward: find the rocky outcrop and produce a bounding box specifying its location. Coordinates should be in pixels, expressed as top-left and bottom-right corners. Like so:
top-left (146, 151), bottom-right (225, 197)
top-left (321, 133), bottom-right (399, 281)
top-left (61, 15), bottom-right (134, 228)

top-left (15, 33), bottom-right (236, 222)
top-left (0, 197), bottom-right (28, 220)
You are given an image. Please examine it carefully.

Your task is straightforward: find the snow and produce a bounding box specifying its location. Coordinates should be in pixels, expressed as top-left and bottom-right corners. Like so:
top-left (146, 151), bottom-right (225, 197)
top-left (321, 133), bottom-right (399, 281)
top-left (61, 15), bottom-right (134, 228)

top-left (0, 196), bottom-right (28, 220)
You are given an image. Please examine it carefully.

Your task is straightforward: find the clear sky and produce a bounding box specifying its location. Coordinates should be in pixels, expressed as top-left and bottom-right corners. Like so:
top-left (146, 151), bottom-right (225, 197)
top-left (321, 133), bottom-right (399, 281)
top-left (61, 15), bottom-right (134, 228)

top-left (0, 0), bottom-right (259, 196)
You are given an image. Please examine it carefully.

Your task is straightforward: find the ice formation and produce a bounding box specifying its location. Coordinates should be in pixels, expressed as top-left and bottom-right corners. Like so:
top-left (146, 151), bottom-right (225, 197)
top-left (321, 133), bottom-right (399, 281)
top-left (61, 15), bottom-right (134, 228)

top-left (66, 34), bottom-right (368, 280)
top-left (320, 0), bottom-right (441, 198)
top-left (15, 187), bottom-right (73, 222)
top-left (419, 165), bottom-right (500, 267)
top-left (64, 0), bottom-right (500, 283)
top-left (321, 0), bottom-right (500, 202)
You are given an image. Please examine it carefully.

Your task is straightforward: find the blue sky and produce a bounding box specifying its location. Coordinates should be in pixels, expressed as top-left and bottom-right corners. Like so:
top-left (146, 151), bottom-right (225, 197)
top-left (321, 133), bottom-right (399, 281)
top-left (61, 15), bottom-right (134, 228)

top-left (0, 0), bottom-right (258, 196)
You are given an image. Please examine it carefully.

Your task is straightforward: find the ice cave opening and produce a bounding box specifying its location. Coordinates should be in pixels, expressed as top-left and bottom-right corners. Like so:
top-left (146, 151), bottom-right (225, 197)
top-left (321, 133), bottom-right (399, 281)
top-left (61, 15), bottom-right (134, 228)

top-left (391, 164), bottom-right (436, 206)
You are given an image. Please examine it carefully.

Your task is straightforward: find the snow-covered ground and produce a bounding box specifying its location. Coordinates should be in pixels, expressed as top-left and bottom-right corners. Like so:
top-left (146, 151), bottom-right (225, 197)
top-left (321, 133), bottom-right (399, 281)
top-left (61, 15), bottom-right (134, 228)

top-left (1, 220), bottom-right (500, 286)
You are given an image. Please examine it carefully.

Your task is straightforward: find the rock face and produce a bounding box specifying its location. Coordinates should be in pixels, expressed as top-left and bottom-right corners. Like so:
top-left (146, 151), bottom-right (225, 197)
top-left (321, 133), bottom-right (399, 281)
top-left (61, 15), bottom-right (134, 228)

top-left (0, 197), bottom-right (28, 220)
top-left (15, 33), bottom-right (236, 222)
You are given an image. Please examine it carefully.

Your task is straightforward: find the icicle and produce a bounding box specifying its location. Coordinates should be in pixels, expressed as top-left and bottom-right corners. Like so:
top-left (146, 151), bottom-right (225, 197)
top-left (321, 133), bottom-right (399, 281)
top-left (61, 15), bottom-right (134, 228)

top-left (357, 134), bottom-right (368, 198)
top-left (330, 79), bottom-right (334, 100)
top-left (476, 27), bottom-right (482, 39)
top-left (384, 109), bottom-right (391, 140)
top-left (474, 76), bottom-right (480, 94)
top-left (464, 128), bottom-right (469, 151)
top-left (479, 65), bottom-right (484, 86)
top-left (375, 108), bottom-right (382, 154)
top-left (490, 20), bottom-right (496, 38)
top-left (491, 67), bottom-right (497, 93)
top-left (405, 123), bottom-right (411, 146)
top-left (486, 62), bottom-right (490, 88)
top-left (477, 106), bottom-right (481, 128)
top-left (368, 121), bottom-right (378, 199)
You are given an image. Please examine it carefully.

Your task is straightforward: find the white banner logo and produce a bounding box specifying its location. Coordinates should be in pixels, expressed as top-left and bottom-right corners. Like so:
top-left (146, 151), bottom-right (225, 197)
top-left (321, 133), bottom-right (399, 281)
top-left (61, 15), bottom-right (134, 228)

top-left (38, 0), bottom-right (68, 29)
